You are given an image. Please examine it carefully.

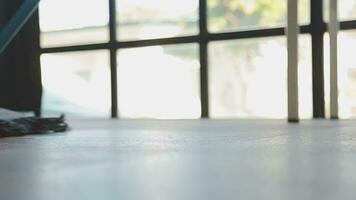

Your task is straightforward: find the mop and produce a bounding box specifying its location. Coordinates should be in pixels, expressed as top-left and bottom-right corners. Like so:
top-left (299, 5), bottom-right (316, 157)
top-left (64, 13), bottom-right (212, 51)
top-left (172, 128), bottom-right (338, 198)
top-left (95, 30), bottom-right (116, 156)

top-left (0, 0), bottom-right (69, 137)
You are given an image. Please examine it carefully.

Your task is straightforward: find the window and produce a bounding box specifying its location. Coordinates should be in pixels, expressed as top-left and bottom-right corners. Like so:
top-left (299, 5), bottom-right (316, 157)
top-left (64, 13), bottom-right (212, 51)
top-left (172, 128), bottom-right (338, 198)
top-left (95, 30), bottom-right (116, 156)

top-left (39, 0), bottom-right (356, 119)
top-left (209, 35), bottom-right (312, 119)
top-left (41, 50), bottom-right (111, 118)
top-left (208, 0), bottom-right (310, 33)
top-left (324, 30), bottom-right (356, 119)
top-left (117, 44), bottom-right (200, 119)
top-left (324, 0), bottom-right (356, 22)
top-left (39, 0), bottom-right (109, 47)
top-left (116, 0), bottom-right (198, 40)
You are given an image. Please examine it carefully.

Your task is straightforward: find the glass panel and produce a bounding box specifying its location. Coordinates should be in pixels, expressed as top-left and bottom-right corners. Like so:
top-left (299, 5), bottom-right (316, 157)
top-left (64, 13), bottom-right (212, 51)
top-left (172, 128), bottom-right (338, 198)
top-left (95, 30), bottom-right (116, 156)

top-left (325, 31), bottom-right (356, 119)
top-left (117, 44), bottom-right (200, 119)
top-left (116, 0), bottom-right (199, 41)
top-left (209, 35), bottom-right (312, 119)
top-left (299, 35), bottom-right (313, 119)
top-left (41, 50), bottom-right (111, 118)
top-left (39, 0), bottom-right (109, 47)
top-left (324, 0), bottom-right (356, 22)
top-left (208, 0), bottom-right (310, 33)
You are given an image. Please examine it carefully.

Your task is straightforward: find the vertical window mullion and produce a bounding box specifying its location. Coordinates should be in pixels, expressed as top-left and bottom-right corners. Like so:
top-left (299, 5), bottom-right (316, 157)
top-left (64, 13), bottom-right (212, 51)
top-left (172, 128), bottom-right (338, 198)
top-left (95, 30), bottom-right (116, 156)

top-left (311, 0), bottom-right (326, 118)
top-left (109, 0), bottom-right (118, 118)
top-left (199, 0), bottom-right (209, 118)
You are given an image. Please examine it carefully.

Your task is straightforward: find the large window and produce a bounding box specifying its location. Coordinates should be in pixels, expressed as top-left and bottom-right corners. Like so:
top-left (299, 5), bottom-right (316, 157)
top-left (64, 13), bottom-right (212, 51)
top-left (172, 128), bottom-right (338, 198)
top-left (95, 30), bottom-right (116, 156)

top-left (38, 0), bottom-right (356, 119)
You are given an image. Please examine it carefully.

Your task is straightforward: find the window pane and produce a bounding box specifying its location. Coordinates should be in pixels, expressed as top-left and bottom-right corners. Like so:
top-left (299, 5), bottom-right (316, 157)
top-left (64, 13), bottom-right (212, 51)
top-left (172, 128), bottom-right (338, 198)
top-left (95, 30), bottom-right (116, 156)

top-left (208, 0), bottom-right (310, 33)
top-left (117, 44), bottom-right (201, 119)
top-left (41, 50), bottom-right (111, 118)
top-left (298, 35), bottom-right (313, 119)
top-left (324, 0), bottom-right (356, 21)
top-left (325, 31), bottom-right (356, 119)
top-left (209, 35), bottom-right (312, 119)
top-left (39, 0), bottom-right (109, 47)
top-left (116, 0), bottom-right (198, 41)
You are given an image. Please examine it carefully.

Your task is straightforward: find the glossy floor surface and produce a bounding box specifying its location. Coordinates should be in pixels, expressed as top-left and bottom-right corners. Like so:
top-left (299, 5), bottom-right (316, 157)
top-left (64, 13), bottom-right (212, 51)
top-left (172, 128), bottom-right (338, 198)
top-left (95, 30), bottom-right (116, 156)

top-left (0, 120), bottom-right (356, 200)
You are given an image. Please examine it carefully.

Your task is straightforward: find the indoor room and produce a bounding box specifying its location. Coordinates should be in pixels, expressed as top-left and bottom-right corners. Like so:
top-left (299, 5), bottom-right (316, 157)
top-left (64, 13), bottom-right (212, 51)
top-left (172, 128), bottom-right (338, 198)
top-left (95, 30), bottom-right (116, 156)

top-left (0, 0), bottom-right (356, 199)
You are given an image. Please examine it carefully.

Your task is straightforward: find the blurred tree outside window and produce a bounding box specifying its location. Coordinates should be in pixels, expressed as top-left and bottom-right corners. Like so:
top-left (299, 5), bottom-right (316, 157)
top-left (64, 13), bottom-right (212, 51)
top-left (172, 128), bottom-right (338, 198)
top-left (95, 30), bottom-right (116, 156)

top-left (208, 0), bottom-right (309, 32)
top-left (116, 0), bottom-right (199, 40)
top-left (208, 0), bottom-right (312, 119)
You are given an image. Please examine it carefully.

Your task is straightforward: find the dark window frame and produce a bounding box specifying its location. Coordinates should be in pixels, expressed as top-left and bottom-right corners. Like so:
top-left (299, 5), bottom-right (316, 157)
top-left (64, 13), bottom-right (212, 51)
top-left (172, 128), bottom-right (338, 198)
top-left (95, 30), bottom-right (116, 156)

top-left (39, 0), bottom-right (356, 119)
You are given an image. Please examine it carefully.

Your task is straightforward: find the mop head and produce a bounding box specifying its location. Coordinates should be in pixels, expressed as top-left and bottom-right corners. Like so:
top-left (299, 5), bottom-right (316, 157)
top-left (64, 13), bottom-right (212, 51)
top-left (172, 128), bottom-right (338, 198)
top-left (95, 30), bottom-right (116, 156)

top-left (0, 112), bottom-right (69, 138)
